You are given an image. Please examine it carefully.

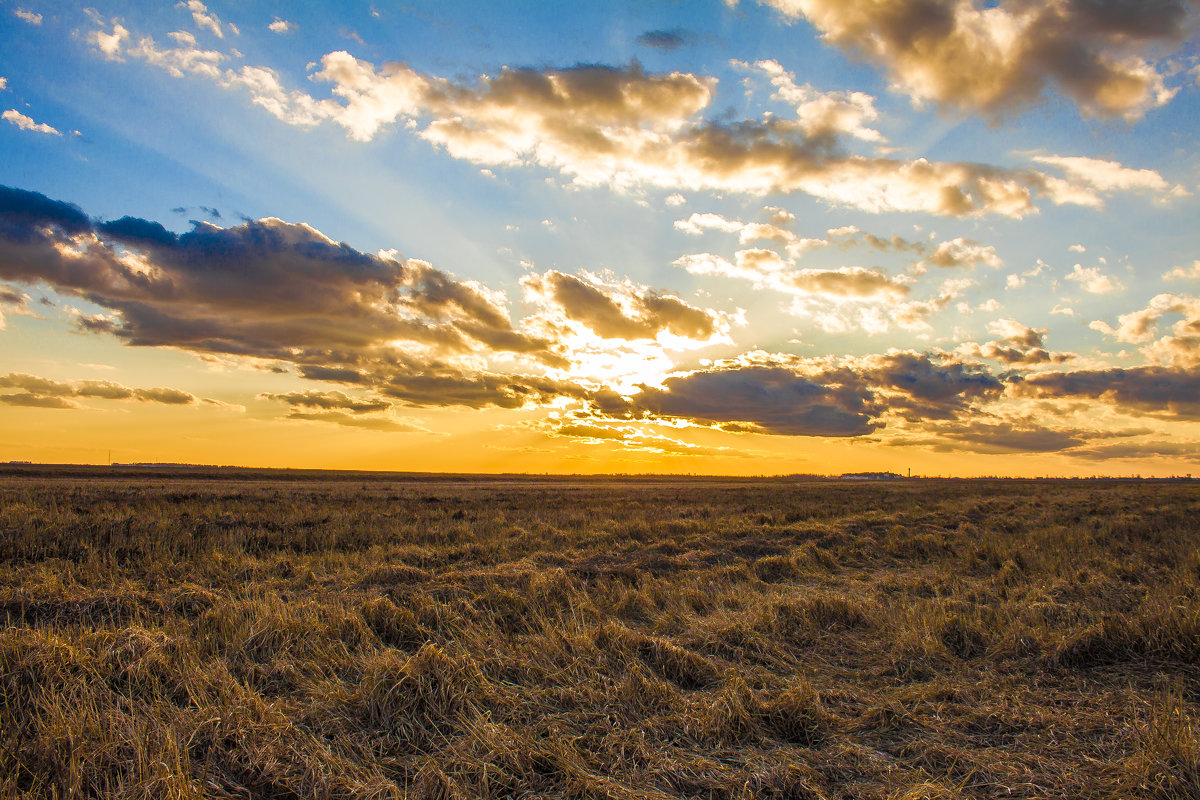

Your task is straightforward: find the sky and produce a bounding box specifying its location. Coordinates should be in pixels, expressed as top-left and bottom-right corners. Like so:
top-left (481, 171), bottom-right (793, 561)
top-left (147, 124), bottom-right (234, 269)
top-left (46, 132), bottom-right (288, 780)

top-left (1, 0), bottom-right (1199, 476)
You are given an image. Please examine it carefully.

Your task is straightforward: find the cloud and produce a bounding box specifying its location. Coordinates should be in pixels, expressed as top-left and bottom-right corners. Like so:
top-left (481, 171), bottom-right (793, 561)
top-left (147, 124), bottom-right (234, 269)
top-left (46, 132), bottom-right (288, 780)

top-left (1, 185), bottom-right (558, 356)
top-left (14, 9), bottom-right (42, 25)
top-left (259, 389), bottom-right (426, 432)
top-left (1036, 154), bottom-right (1188, 205)
top-left (88, 21), bottom-right (130, 60)
top-left (745, 59), bottom-right (885, 142)
top-left (0, 372), bottom-right (197, 408)
top-left (1088, 293), bottom-right (1200, 367)
top-left (675, 249), bottom-right (909, 302)
top-left (178, 0), bottom-right (225, 38)
top-left (128, 31), bottom-right (225, 79)
top-left (537, 417), bottom-right (740, 457)
top-left (589, 350), bottom-right (1001, 436)
top-left (1164, 260), bottom-right (1200, 281)
top-left (612, 362), bottom-right (880, 436)
top-left (674, 212), bottom-right (747, 238)
top-left (636, 29), bottom-right (690, 51)
top-left (0, 185), bottom-right (574, 406)
top-left (674, 211), bottom-right (822, 258)
top-left (752, 0), bottom-right (1190, 119)
top-left (269, 18), bottom-right (294, 34)
top-left (89, 28), bottom-right (1063, 217)
top-left (259, 390), bottom-right (391, 414)
top-left (1015, 365), bottom-right (1200, 419)
top-left (1068, 439), bottom-right (1200, 462)
top-left (898, 419), bottom-right (1092, 454)
top-left (677, 214), bottom-right (1001, 273)
top-left (788, 266), bottom-right (909, 300)
top-left (2, 109), bottom-right (60, 136)
top-left (0, 78), bottom-right (7, 91)
top-left (283, 411), bottom-right (427, 432)
top-left (1065, 263), bottom-right (1124, 294)
top-left (522, 270), bottom-right (726, 342)
top-left (0, 393), bottom-right (78, 409)
top-left (959, 318), bottom-right (1073, 365)
top-left (0, 285), bottom-right (33, 328)
top-left (920, 237), bottom-right (1002, 270)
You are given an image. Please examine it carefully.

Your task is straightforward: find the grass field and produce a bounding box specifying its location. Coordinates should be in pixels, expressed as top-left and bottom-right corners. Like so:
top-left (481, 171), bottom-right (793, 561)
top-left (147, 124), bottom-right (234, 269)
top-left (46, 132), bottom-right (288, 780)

top-left (1, 467), bottom-right (1198, 799)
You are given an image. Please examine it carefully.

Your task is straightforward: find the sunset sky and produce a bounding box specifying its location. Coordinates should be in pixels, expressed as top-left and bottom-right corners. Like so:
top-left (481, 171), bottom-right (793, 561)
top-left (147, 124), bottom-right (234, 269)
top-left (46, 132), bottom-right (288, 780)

top-left (2, 0), bottom-right (1199, 475)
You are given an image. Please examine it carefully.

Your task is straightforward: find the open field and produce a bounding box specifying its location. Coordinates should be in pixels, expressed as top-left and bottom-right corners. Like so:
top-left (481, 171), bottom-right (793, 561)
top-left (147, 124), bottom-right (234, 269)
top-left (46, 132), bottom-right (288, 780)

top-left (1, 467), bottom-right (1198, 799)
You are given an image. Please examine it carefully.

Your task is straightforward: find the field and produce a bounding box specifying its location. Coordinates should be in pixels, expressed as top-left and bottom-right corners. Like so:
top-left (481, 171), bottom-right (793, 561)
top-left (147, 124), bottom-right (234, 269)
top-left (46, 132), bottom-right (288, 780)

top-left (1, 467), bottom-right (1198, 799)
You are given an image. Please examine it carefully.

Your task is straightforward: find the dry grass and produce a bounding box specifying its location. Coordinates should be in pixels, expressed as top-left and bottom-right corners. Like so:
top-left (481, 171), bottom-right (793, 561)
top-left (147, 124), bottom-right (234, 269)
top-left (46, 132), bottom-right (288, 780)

top-left (1, 466), bottom-right (1198, 798)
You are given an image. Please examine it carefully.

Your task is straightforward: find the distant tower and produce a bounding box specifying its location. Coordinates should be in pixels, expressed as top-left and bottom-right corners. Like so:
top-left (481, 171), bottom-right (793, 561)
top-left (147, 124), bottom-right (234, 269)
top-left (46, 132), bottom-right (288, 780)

top-left (907, 467), bottom-right (911, 478)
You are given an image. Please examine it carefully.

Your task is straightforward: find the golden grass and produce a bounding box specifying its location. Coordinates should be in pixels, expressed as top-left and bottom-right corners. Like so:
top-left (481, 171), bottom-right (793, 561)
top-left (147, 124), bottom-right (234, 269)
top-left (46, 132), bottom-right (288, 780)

top-left (1, 468), bottom-right (1198, 798)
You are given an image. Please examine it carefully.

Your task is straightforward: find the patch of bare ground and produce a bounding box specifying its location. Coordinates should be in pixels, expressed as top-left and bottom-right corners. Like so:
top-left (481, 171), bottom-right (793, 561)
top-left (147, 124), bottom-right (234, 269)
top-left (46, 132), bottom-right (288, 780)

top-left (1, 469), bottom-right (1198, 798)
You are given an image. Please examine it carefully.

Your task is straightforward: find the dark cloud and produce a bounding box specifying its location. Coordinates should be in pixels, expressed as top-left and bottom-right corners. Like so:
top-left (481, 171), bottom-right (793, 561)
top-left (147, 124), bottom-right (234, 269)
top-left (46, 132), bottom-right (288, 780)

top-left (0, 185), bottom-right (91, 237)
top-left (1015, 365), bottom-right (1200, 418)
top-left (97, 216), bottom-right (179, 247)
top-left (626, 365), bottom-right (878, 436)
top-left (1069, 440), bottom-right (1200, 461)
top-left (0, 373), bottom-right (73, 395)
top-left (961, 320), bottom-right (1074, 366)
top-left (260, 390), bottom-right (391, 414)
top-left (902, 421), bottom-right (1089, 454)
top-left (133, 387), bottom-right (195, 404)
top-left (198, 205), bottom-right (221, 219)
top-left (0, 392), bottom-right (78, 409)
top-left (757, 0), bottom-right (1193, 119)
top-left (297, 365), bottom-right (366, 384)
top-left (524, 270), bottom-right (721, 341)
top-left (636, 29), bottom-right (690, 51)
top-left (584, 351), bottom-right (1000, 437)
top-left (0, 372), bottom-right (196, 407)
top-left (0, 286), bottom-right (29, 306)
top-left (0, 186), bottom-right (570, 399)
top-left (860, 352), bottom-right (1002, 421)
top-left (380, 367), bottom-right (589, 410)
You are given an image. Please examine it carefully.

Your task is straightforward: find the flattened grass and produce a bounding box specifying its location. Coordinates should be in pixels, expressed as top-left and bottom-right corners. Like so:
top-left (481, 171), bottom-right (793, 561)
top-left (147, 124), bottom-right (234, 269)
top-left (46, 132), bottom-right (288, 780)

top-left (1, 470), bottom-right (1198, 798)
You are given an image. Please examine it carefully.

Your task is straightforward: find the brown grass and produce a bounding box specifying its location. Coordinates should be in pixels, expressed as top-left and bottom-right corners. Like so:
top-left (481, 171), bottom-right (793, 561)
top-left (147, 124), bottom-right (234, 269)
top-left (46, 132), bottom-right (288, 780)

top-left (1, 467), bottom-right (1198, 798)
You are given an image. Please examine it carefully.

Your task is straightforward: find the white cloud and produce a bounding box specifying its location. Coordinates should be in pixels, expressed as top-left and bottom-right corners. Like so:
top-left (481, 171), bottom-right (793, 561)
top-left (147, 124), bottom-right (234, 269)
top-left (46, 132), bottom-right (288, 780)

top-left (921, 237), bottom-right (1002, 270)
top-left (177, 0), bottom-right (224, 38)
top-left (1164, 260), bottom-right (1200, 281)
top-left (89, 21), bottom-right (130, 60)
top-left (0, 78), bottom-right (7, 91)
top-left (1065, 263), bottom-right (1124, 294)
top-left (1036, 154), bottom-right (1188, 206)
top-left (1089, 293), bottom-right (1200, 367)
top-left (2, 109), bottom-right (60, 135)
top-left (664, 193), bottom-right (687, 207)
top-left (131, 33), bottom-right (224, 79)
top-left (269, 18), bottom-right (294, 34)
top-left (14, 9), bottom-right (42, 25)
top-left (747, 59), bottom-right (885, 143)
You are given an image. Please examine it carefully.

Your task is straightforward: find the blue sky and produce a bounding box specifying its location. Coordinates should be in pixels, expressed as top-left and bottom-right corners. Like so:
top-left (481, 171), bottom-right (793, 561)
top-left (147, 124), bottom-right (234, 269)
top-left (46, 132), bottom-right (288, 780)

top-left (1, 0), bottom-right (1199, 474)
